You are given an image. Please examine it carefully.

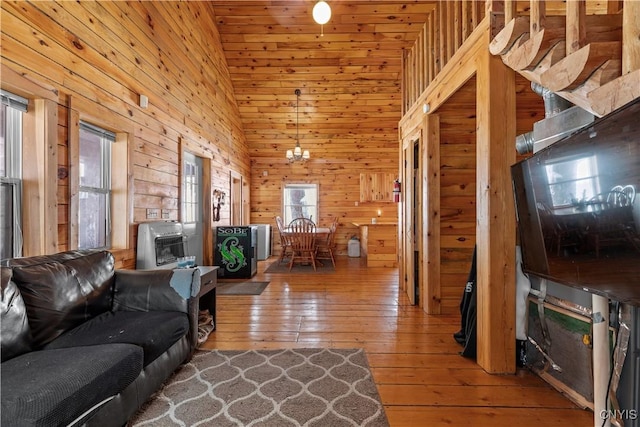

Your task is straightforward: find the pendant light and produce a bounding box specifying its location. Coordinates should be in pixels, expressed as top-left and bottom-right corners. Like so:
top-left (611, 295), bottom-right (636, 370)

top-left (286, 89), bottom-right (309, 163)
top-left (312, 1), bottom-right (331, 36)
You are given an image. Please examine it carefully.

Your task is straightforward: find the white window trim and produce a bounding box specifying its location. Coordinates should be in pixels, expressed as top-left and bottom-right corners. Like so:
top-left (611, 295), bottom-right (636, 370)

top-left (282, 183), bottom-right (319, 225)
top-left (77, 121), bottom-right (114, 250)
top-left (70, 109), bottom-right (132, 251)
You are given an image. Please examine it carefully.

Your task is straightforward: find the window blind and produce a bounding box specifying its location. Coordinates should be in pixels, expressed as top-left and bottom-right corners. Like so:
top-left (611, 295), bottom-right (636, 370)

top-left (80, 121), bottom-right (116, 141)
top-left (1, 90), bottom-right (28, 112)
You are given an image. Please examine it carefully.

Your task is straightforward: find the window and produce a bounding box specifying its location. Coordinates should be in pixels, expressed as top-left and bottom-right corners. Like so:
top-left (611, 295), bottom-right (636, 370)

top-left (545, 154), bottom-right (600, 207)
top-left (283, 183), bottom-right (318, 225)
top-left (78, 122), bottom-right (114, 249)
top-left (182, 153), bottom-right (199, 223)
top-left (0, 90), bottom-right (27, 259)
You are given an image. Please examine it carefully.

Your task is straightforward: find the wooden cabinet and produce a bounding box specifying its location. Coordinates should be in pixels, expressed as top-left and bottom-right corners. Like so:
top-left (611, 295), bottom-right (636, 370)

top-left (353, 222), bottom-right (397, 267)
top-left (359, 172), bottom-right (395, 203)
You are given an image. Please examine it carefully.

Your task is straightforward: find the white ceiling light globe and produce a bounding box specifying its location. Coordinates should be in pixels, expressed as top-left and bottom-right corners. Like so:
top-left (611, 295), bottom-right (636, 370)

top-left (312, 1), bottom-right (331, 25)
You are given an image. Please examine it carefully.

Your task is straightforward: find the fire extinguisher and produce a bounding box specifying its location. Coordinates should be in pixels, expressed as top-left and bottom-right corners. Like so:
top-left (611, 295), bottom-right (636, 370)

top-left (393, 179), bottom-right (401, 203)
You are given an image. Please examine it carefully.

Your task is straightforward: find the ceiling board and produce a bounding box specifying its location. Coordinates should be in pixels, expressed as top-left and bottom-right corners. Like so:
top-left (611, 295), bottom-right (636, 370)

top-left (208, 1), bottom-right (436, 153)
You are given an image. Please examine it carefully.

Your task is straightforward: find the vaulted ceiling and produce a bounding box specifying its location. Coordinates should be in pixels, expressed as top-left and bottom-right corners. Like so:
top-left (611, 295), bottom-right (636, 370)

top-left (208, 1), bottom-right (436, 160)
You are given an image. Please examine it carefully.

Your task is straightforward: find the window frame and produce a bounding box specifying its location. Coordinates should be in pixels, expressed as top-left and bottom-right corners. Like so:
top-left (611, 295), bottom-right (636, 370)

top-left (77, 121), bottom-right (114, 250)
top-left (0, 91), bottom-right (27, 258)
top-left (70, 109), bottom-right (133, 252)
top-left (282, 183), bottom-right (319, 225)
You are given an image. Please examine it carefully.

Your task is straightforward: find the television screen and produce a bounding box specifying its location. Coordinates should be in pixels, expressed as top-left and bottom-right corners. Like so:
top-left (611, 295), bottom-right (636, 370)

top-left (511, 99), bottom-right (640, 305)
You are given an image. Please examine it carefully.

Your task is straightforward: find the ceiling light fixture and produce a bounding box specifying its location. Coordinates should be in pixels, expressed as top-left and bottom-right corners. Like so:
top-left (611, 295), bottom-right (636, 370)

top-left (312, 1), bottom-right (331, 36)
top-left (286, 89), bottom-right (310, 163)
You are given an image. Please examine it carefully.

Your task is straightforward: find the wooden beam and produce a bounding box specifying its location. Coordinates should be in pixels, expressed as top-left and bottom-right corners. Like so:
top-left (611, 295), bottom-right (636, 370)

top-left (518, 40), bottom-right (566, 85)
top-left (423, 113), bottom-right (441, 314)
top-left (623, 0), bottom-right (640, 74)
top-left (475, 48), bottom-right (516, 374)
top-left (489, 16), bottom-right (530, 55)
top-left (582, 68), bottom-right (640, 117)
top-left (502, 24), bottom-right (566, 71)
top-left (539, 42), bottom-right (622, 91)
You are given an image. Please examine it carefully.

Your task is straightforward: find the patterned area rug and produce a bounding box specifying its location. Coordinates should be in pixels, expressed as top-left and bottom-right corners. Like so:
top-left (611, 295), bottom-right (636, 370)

top-left (129, 348), bottom-right (389, 427)
top-left (217, 281), bottom-right (270, 295)
top-left (264, 261), bottom-right (335, 274)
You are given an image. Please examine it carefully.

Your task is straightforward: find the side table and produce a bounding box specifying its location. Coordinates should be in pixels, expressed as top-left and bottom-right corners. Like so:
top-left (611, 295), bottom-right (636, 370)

top-left (197, 266), bottom-right (219, 330)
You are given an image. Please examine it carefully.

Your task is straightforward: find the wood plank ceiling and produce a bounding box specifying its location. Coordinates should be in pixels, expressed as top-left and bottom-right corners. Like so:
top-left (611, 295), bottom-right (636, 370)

top-left (208, 1), bottom-right (436, 161)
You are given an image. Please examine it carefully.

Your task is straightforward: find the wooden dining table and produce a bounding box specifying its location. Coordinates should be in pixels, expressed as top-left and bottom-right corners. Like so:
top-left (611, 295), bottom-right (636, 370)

top-left (283, 227), bottom-right (331, 237)
top-left (282, 227), bottom-right (331, 267)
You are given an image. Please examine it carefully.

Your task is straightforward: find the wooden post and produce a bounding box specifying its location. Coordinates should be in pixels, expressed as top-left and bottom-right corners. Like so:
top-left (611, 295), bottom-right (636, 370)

top-left (530, 0), bottom-right (545, 34)
top-left (423, 113), bottom-right (441, 314)
top-left (566, 0), bottom-right (586, 54)
top-left (504, 0), bottom-right (515, 24)
top-left (22, 99), bottom-right (58, 255)
top-left (475, 46), bottom-right (517, 374)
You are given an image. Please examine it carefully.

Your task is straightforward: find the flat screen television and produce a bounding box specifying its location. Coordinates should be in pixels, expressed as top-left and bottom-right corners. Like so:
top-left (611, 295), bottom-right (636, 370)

top-left (511, 98), bottom-right (640, 305)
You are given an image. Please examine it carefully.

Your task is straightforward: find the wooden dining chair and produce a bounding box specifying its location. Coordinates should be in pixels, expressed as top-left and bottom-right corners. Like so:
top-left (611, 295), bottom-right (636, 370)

top-left (621, 185), bottom-right (636, 206)
top-left (288, 219), bottom-right (317, 271)
top-left (586, 205), bottom-right (638, 257)
top-left (288, 217), bottom-right (316, 227)
top-left (275, 216), bottom-right (293, 264)
top-left (316, 217), bottom-right (338, 268)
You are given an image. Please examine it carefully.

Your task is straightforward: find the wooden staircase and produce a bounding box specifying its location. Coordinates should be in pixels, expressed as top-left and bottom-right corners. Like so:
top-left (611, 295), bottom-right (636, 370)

top-left (489, 0), bottom-right (640, 118)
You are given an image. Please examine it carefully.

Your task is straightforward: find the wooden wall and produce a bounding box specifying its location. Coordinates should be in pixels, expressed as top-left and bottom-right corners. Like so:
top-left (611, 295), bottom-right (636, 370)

top-left (413, 73), bottom-right (541, 315)
top-left (1, 1), bottom-right (250, 267)
top-left (249, 116), bottom-right (398, 256)
top-left (436, 79), bottom-right (478, 314)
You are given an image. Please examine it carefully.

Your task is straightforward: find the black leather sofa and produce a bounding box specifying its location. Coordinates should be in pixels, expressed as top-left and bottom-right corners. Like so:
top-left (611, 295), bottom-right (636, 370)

top-left (1, 249), bottom-right (202, 427)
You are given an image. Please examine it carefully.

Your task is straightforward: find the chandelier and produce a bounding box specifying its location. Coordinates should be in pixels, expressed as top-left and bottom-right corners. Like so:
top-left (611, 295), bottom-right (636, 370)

top-left (286, 89), bottom-right (310, 163)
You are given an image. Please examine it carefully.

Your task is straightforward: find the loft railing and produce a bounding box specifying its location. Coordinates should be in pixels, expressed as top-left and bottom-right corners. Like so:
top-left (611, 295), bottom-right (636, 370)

top-left (401, 0), bottom-right (486, 115)
top-left (402, 0), bottom-right (640, 118)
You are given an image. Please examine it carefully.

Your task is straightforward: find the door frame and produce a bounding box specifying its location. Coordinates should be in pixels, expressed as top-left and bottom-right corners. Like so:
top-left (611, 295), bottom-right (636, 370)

top-left (181, 151), bottom-right (204, 266)
top-left (230, 170), bottom-right (249, 225)
top-left (401, 132), bottom-right (420, 305)
top-left (179, 137), bottom-right (213, 265)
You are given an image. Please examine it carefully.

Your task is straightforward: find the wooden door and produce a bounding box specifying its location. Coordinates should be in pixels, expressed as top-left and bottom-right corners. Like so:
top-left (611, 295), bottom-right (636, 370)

top-left (401, 137), bottom-right (418, 305)
top-left (230, 170), bottom-right (243, 225)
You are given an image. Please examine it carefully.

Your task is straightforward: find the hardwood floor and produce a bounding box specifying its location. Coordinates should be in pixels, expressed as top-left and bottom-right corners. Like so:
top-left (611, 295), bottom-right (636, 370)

top-left (201, 256), bottom-right (592, 426)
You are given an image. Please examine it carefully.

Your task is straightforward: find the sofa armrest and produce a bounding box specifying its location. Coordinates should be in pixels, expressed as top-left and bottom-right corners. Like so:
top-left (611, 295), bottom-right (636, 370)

top-left (113, 269), bottom-right (201, 357)
top-left (113, 269), bottom-right (200, 314)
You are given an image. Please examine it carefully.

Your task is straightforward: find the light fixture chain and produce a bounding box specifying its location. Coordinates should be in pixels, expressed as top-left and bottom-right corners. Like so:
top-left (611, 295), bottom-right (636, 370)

top-left (286, 88), bottom-right (308, 163)
top-left (296, 89), bottom-right (299, 145)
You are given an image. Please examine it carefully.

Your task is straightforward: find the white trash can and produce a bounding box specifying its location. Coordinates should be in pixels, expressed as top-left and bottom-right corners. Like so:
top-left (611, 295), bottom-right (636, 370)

top-left (348, 239), bottom-right (360, 257)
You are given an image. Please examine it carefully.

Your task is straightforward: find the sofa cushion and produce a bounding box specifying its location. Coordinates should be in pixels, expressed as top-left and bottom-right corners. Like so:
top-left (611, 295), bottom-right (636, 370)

top-left (45, 310), bottom-right (189, 366)
top-left (1, 344), bottom-right (142, 427)
top-left (9, 250), bottom-right (115, 348)
top-left (1, 268), bottom-right (32, 362)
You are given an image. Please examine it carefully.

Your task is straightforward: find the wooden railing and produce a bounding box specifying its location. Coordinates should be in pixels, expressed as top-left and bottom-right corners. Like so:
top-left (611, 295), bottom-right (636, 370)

top-left (402, 0), bottom-right (640, 118)
top-left (489, 0), bottom-right (640, 117)
top-left (401, 1), bottom-right (486, 115)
